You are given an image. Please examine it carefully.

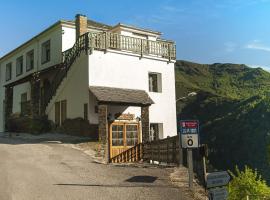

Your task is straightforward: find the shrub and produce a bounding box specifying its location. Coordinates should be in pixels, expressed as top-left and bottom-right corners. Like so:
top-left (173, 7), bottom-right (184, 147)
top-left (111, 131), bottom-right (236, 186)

top-left (59, 118), bottom-right (98, 139)
top-left (228, 166), bottom-right (270, 200)
top-left (6, 114), bottom-right (52, 134)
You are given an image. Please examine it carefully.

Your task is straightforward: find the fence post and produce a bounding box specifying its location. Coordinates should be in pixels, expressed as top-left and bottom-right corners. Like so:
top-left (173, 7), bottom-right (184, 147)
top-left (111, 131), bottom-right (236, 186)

top-left (246, 195), bottom-right (249, 200)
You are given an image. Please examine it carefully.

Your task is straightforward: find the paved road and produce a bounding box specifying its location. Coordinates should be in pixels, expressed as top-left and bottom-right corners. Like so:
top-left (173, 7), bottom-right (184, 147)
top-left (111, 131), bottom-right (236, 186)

top-left (0, 135), bottom-right (189, 200)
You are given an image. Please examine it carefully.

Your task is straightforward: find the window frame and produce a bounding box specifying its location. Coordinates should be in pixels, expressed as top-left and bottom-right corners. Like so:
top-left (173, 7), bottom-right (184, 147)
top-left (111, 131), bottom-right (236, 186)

top-left (148, 72), bottom-right (162, 93)
top-left (16, 56), bottom-right (24, 77)
top-left (41, 40), bottom-right (51, 64)
top-left (5, 62), bottom-right (12, 81)
top-left (26, 49), bottom-right (34, 71)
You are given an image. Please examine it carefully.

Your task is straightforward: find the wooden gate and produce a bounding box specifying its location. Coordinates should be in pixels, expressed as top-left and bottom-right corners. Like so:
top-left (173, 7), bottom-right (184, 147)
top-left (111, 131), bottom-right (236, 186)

top-left (109, 122), bottom-right (140, 159)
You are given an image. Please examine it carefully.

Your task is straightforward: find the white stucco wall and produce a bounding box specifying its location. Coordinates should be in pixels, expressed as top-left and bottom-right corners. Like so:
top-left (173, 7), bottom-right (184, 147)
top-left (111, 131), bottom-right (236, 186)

top-left (47, 55), bottom-right (89, 122)
top-left (88, 50), bottom-right (177, 138)
top-left (12, 82), bottom-right (31, 114)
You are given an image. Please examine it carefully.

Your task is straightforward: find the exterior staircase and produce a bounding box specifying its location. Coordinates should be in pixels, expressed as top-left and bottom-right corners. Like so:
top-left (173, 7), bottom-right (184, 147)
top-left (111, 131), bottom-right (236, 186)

top-left (43, 31), bottom-right (176, 111)
top-left (44, 33), bottom-right (89, 109)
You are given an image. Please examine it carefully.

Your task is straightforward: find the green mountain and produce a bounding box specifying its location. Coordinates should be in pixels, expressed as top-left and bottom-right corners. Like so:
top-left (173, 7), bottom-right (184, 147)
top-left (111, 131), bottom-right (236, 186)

top-left (175, 60), bottom-right (270, 182)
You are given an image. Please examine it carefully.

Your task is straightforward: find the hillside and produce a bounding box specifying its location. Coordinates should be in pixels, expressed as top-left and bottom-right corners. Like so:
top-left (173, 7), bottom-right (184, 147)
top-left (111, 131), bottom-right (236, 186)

top-left (175, 60), bottom-right (270, 182)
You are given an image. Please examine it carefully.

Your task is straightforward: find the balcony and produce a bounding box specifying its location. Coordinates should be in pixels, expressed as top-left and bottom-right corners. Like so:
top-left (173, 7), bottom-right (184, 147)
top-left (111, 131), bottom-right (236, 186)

top-left (63, 31), bottom-right (176, 62)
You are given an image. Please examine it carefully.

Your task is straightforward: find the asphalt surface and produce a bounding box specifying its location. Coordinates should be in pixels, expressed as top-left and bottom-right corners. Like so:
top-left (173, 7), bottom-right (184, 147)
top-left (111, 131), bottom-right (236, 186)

top-left (0, 135), bottom-right (189, 200)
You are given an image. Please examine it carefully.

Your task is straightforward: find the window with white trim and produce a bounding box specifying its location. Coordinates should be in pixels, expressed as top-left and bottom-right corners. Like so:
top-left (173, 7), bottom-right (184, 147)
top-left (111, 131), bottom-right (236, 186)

top-left (149, 72), bottom-right (162, 93)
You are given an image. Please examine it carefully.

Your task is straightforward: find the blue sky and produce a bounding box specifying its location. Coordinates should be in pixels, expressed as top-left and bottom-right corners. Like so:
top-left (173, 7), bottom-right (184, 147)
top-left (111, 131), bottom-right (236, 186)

top-left (1, 0), bottom-right (270, 70)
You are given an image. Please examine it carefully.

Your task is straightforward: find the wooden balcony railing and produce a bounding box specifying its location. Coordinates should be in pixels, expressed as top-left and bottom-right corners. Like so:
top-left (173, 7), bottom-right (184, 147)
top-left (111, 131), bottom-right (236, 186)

top-left (110, 143), bottom-right (143, 163)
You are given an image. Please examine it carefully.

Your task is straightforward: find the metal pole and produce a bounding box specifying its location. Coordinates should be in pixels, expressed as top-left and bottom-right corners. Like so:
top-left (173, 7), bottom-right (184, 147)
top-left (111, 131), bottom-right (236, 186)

top-left (178, 133), bottom-right (183, 166)
top-left (187, 148), bottom-right (194, 190)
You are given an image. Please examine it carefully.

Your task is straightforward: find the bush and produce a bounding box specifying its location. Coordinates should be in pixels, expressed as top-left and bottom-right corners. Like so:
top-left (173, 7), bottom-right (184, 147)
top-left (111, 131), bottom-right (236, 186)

top-left (228, 166), bottom-right (270, 200)
top-left (59, 118), bottom-right (98, 139)
top-left (6, 114), bottom-right (52, 134)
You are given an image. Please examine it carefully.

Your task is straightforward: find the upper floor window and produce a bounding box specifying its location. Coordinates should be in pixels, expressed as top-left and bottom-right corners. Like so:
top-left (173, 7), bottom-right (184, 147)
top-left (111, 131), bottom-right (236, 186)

top-left (6, 63), bottom-right (12, 81)
top-left (149, 72), bottom-right (162, 93)
top-left (41, 40), bottom-right (50, 64)
top-left (26, 50), bottom-right (34, 71)
top-left (16, 56), bottom-right (23, 76)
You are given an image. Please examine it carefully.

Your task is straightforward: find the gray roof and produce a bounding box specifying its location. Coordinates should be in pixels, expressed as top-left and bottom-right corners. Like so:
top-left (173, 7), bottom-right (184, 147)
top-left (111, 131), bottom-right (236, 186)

top-left (89, 86), bottom-right (154, 106)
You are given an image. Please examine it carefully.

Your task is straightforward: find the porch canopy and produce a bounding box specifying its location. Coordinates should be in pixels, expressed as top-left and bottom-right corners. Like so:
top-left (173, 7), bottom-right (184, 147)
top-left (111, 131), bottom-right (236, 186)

top-left (89, 86), bottom-right (154, 106)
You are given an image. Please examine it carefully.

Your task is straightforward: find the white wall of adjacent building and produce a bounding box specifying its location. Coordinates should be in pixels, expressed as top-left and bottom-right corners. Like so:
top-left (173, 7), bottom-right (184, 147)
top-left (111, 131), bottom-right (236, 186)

top-left (88, 50), bottom-right (177, 137)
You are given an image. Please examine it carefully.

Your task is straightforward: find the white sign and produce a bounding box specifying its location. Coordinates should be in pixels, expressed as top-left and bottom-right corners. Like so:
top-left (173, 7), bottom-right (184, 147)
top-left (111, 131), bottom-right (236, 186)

top-left (181, 134), bottom-right (199, 148)
top-left (207, 171), bottom-right (230, 188)
top-left (209, 187), bottom-right (228, 200)
top-left (180, 120), bottom-right (199, 148)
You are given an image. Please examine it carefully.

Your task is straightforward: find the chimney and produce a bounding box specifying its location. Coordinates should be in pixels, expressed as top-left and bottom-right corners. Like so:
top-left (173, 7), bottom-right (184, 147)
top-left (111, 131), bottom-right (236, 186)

top-left (75, 14), bottom-right (88, 39)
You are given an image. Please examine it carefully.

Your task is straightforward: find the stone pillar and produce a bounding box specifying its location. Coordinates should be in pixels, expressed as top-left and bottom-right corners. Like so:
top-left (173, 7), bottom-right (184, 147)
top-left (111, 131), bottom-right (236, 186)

top-left (98, 104), bottom-right (109, 163)
top-left (141, 105), bottom-right (150, 143)
top-left (30, 77), bottom-right (41, 119)
top-left (4, 86), bottom-right (13, 130)
top-left (75, 14), bottom-right (88, 39)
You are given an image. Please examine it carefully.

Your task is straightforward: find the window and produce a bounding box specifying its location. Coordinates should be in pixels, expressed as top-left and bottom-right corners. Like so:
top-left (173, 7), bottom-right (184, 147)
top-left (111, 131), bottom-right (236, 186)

top-left (126, 124), bottom-right (138, 146)
top-left (84, 103), bottom-right (88, 120)
top-left (41, 40), bottom-right (50, 64)
top-left (112, 125), bottom-right (124, 146)
top-left (21, 93), bottom-right (27, 102)
top-left (6, 63), bottom-right (12, 81)
top-left (149, 72), bottom-right (162, 92)
top-left (149, 123), bottom-right (163, 141)
top-left (26, 50), bottom-right (34, 71)
top-left (16, 56), bottom-right (23, 76)
top-left (21, 93), bottom-right (29, 116)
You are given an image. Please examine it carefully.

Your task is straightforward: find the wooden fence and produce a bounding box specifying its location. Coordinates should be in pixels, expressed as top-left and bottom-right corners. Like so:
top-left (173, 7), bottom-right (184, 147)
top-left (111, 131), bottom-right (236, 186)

top-left (143, 135), bottom-right (206, 184)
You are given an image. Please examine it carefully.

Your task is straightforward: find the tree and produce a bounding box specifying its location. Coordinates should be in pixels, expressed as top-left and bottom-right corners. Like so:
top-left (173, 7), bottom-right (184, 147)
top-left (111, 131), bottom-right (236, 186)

top-left (228, 166), bottom-right (270, 200)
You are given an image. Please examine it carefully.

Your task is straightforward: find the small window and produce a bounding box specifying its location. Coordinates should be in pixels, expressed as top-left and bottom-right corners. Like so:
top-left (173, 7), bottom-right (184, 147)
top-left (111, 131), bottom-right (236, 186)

top-left (149, 123), bottom-right (163, 141)
top-left (149, 72), bottom-right (162, 93)
top-left (21, 93), bottom-right (27, 102)
top-left (16, 56), bottom-right (23, 76)
top-left (6, 63), bottom-right (12, 81)
top-left (21, 92), bottom-right (29, 116)
top-left (84, 103), bottom-right (88, 120)
top-left (26, 50), bottom-right (34, 71)
top-left (41, 40), bottom-right (50, 64)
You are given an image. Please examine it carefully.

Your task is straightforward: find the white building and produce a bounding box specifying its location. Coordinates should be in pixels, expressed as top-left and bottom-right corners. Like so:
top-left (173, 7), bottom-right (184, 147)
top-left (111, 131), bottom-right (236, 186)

top-left (0, 14), bottom-right (177, 160)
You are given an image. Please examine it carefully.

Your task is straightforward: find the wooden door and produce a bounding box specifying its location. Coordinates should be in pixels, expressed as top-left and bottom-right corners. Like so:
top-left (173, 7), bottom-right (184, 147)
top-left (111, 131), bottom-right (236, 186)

top-left (110, 122), bottom-right (140, 159)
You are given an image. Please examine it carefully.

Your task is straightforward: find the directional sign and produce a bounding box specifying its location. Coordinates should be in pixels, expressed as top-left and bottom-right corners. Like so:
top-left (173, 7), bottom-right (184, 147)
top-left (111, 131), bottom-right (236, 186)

top-left (180, 120), bottom-right (199, 148)
top-left (207, 171), bottom-right (230, 188)
top-left (209, 187), bottom-right (228, 200)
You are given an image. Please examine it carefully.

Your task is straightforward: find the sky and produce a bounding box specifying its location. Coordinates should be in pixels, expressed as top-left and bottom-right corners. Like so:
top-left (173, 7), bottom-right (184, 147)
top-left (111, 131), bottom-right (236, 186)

top-left (1, 0), bottom-right (270, 70)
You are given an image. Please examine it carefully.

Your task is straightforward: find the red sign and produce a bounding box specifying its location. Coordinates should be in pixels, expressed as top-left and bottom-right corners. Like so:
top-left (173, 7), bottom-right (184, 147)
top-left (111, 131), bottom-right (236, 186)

top-left (181, 121), bottom-right (198, 128)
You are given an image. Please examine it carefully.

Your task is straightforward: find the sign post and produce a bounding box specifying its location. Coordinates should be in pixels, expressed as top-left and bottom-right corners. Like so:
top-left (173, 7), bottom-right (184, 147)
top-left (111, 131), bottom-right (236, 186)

top-left (180, 120), bottom-right (200, 190)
